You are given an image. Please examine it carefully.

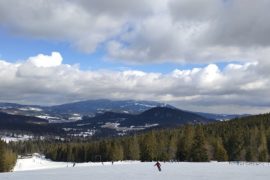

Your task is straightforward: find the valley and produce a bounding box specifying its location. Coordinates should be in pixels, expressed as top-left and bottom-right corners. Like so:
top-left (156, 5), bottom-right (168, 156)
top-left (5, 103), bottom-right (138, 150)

top-left (0, 99), bottom-right (246, 139)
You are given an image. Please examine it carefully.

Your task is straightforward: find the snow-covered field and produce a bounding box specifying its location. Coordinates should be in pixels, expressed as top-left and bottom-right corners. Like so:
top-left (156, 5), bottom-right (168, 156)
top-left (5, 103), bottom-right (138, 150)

top-left (0, 155), bottom-right (270, 180)
top-left (0, 135), bottom-right (33, 143)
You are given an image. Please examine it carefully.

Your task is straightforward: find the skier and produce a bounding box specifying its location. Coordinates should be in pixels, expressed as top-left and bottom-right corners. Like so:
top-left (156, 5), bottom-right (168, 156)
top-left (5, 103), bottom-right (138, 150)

top-left (154, 161), bottom-right (161, 172)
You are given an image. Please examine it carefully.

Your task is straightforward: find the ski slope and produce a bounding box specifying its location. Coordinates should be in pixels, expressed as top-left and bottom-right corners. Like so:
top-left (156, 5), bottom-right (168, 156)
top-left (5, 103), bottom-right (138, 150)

top-left (13, 153), bottom-right (138, 171)
top-left (0, 155), bottom-right (270, 180)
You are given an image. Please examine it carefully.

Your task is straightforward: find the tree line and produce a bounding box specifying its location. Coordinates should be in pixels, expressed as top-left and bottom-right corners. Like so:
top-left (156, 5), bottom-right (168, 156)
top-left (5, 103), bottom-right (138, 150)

top-left (8, 113), bottom-right (270, 163)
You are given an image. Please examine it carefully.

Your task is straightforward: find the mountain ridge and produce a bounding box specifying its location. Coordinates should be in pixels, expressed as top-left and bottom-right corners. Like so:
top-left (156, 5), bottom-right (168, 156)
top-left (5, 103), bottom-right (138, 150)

top-left (0, 99), bottom-right (247, 121)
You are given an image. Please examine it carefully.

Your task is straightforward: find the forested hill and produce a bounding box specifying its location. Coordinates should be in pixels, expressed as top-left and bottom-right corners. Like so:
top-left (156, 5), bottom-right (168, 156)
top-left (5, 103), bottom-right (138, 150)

top-left (0, 112), bottom-right (63, 134)
top-left (9, 112), bottom-right (270, 163)
top-left (74, 106), bottom-right (211, 128)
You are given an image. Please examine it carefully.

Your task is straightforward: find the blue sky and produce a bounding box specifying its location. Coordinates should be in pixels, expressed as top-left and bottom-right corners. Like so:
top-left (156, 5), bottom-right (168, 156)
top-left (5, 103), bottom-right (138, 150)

top-left (0, 29), bottom-right (232, 74)
top-left (0, 0), bottom-right (269, 114)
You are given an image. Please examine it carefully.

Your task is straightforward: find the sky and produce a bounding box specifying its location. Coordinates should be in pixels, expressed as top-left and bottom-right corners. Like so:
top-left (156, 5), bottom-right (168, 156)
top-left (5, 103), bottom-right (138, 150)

top-left (0, 0), bottom-right (270, 114)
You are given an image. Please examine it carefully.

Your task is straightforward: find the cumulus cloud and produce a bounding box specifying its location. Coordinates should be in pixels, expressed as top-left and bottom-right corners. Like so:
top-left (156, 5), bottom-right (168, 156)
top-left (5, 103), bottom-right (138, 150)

top-left (1, 1), bottom-right (270, 113)
top-left (0, 52), bottom-right (270, 114)
top-left (27, 52), bottom-right (62, 67)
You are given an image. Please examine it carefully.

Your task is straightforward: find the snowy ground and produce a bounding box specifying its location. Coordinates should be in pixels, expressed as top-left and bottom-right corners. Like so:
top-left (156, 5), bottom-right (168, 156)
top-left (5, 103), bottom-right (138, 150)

top-left (0, 155), bottom-right (270, 180)
top-left (13, 154), bottom-right (139, 171)
top-left (0, 135), bottom-right (33, 143)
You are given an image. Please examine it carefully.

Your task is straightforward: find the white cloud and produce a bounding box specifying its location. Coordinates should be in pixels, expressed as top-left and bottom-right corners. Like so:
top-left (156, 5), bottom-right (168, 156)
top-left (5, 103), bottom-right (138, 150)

top-left (28, 52), bottom-right (62, 67)
top-left (1, 1), bottom-right (270, 114)
top-left (0, 0), bottom-right (270, 64)
top-left (105, 0), bottom-right (270, 65)
top-left (0, 0), bottom-right (125, 53)
top-left (0, 52), bottom-right (270, 114)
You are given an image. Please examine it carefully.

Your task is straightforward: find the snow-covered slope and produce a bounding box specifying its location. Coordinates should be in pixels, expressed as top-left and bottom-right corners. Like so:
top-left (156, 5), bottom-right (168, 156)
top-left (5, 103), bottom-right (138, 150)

top-left (1, 155), bottom-right (270, 180)
top-left (13, 154), bottom-right (138, 171)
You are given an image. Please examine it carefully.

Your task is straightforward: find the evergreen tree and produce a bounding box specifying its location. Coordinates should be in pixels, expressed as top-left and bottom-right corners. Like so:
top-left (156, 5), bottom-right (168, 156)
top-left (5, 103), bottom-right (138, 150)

top-left (258, 129), bottom-right (268, 161)
top-left (226, 130), bottom-right (244, 161)
top-left (167, 134), bottom-right (178, 160)
top-left (140, 132), bottom-right (157, 161)
top-left (99, 140), bottom-right (109, 161)
top-left (156, 133), bottom-right (168, 161)
top-left (176, 126), bottom-right (194, 161)
top-left (0, 140), bottom-right (5, 172)
top-left (109, 142), bottom-right (124, 161)
top-left (190, 127), bottom-right (209, 162)
top-left (3, 150), bottom-right (17, 171)
top-left (214, 138), bottom-right (228, 161)
top-left (0, 140), bottom-right (17, 172)
top-left (66, 144), bottom-right (74, 162)
top-left (245, 128), bottom-right (258, 161)
top-left (125, 137), bottom-right (140, 160)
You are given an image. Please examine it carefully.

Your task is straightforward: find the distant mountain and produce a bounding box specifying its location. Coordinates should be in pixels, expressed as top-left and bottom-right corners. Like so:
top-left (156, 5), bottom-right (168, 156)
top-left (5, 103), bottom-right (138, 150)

top-left (0, 100), bottom-right (248, 124)
top-left (46, 99), bottom-right (173, 115)
top-left (193, 112), bottom-right (249, 121)
top-left (132, 107), bottom-right (212, 126)
top-left (64, 107), bottom-right (213, 137)
top-left (0, 105), bottom-right (212, 137)
top-left (0, 100), bottom-right (173, 123)
top-left (0, 100), bottom-right (254, 138)
top-left (0, 99), bottom-right (251, 123)
top-left (0, 102), bottom-right (27, 108)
